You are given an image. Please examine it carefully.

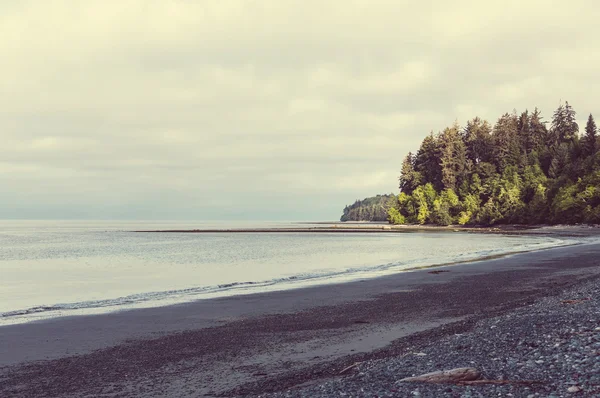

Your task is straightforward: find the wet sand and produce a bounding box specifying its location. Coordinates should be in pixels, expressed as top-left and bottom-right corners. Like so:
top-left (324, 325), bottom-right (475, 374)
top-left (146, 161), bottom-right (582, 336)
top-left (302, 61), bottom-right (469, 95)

top-left (1, 240), bottom-right (600, 397)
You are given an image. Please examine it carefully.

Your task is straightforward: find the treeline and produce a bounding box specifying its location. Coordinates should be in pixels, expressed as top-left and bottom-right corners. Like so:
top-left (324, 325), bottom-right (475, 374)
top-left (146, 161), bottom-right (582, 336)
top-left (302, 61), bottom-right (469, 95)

top-left (387, 102), bottom-right (600, 225)
top-left (340, 194), bottom-right (395, 222)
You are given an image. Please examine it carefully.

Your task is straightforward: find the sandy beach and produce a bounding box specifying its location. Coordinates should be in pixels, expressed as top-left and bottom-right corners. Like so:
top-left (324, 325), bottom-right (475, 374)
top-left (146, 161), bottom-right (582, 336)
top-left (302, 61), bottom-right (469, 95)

top-left (1, 229), bottom-right (600, 397)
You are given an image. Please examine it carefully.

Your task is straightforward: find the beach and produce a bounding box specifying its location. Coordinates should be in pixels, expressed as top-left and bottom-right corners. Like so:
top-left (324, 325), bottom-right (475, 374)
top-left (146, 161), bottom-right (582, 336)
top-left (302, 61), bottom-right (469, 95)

top-left (1, 230), bottom-right (600, 397)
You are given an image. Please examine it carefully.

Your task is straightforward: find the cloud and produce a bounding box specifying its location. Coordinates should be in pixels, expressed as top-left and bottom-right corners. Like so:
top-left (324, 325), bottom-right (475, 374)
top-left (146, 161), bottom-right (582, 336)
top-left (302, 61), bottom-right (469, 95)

top-left (0, 0), bottom-right (599, 220)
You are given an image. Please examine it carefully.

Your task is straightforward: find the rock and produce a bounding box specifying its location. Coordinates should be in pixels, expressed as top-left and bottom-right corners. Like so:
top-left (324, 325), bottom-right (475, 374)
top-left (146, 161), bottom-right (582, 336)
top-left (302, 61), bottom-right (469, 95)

top-left (398, 367), bottom-right (481, 384)
top-left (567, 386), bottom-right (582, 393)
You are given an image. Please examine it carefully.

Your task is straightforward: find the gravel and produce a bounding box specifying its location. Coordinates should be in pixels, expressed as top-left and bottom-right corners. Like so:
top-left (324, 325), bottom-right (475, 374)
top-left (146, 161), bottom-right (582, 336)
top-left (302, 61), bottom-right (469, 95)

top-left (261, 279), bottom-right (600, 398)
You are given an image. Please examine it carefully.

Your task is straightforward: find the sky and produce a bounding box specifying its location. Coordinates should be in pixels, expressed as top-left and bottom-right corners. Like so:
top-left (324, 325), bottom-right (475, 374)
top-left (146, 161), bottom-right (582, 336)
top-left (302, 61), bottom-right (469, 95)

top-left (1, 0), bottom-right (600, 221)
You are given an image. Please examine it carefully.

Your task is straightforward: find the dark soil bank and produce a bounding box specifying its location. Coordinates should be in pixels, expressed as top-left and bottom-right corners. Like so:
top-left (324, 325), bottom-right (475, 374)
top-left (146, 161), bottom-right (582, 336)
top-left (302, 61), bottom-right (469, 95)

top-left (1, 241), bottom-right (600, 397)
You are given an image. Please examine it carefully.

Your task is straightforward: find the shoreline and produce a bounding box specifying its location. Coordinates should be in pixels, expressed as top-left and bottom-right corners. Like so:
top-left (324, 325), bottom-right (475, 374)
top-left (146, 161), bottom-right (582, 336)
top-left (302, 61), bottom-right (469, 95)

top-left (0, 229), bottom-right (582, 327)
top-left (2, 242), bottom-right (600, 397)
top-left (132, 225), bottom-right (530, 234)
top-left (133, 224), bottom-right (600, 237)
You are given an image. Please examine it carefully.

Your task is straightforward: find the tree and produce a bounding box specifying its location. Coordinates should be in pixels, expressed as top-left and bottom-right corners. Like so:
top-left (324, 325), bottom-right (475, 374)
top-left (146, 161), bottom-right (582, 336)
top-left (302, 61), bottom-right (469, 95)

top-left (387, 207), bottom-right (406, 224)
top-left (340, 195), bottom-right (395, 221)
top-left (563, 101), bottom-right (579, 142)
top-left (476, 198), bottom-right (502, 225)
top-left (548, 143), bottom-right (570, 178)
top-left (582, 114), bottom-right (597, 157)
top-left (414, 133), bottom-right (443, 191)
top-left (493, 113), bottom-right (521, 172)
top-left (411, 185), bottom-right (432, 224)
top-left (517, 110), bottom-right (530, 155)
top-left (399, 152), bottom-right (421, 194)
top-left (383, 103), bottom-right (600, 226)
top-left (439, 123), bottom-right (468, 191)
top-left (528, 108), bottom-right (548, 153)
top-left (551, 101), bottom-right (578, 144)
top-left (431, 189), bottom-right (460, 225)
top-left (463, 117), bottom-right (493, 164)
top-left (457, 192), bottom-right (481, 225)
top-left (496, 166), bottom-right (525, 223)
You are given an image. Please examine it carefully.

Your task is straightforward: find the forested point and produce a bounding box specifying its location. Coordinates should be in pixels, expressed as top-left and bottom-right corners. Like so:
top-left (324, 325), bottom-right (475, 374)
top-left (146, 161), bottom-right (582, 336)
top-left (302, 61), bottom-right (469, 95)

top-left (340, 194), bottom-right (395, 222)
top-left (341, 102), bottom-right (600, 226)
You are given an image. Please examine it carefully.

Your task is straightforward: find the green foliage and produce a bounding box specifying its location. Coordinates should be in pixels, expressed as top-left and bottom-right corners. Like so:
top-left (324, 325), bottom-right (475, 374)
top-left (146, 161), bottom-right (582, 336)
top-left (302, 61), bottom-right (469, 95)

top-left (457, 211), bottom-right (472, 225)
top-left (476, 198), bottom-right (502, 225)
top-left (528, 108), bottom-right (548, 154)
top-left (551, 101), bottom-right (579, 144)
top-left (417, 203), bottom-right (430, 225)
top-left (399, 152), bottom-right (422, 194)
top-left (463, 117), bottom-right (493, 164)
top-left (493, 113), bottom-right (521, 173)
top-left (414, 133), bottom-right (443, 191)
top-left (343, 102), bottom-right (600, 226)
top-left (412, 185), bottom-right (434, 224)
top-left (439, 123), bottom-right (468, 191)
top-left (551, 184), bottom-right (583, 223)
top-left (387, 207), bottom-right (406, 225)
top-left (583, 114), bottom-right (597, 158)
top-left (340, 194), bottom-right (395, 222)
top-left (527, 183), bottom-right (549, 224)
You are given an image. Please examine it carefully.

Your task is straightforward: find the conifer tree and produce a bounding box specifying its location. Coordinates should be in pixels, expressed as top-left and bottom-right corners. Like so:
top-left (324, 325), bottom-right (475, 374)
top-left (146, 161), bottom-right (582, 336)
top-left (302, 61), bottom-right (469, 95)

top-left (414, 133), bottom-right (443, 191)
top-left (583, 113), bottom-right (597, 157)
top-left (439, 123), bottom-right (468, 191)
top-left (493, 113), bottom-right (520, 172)
top-left (551, 101), bottom-right (578, 144)
top-left (344, 101), bottom-right (600, 226)
top-left (528, 108), bottom-right (548, 153)
top-left (463, 117), bottom-right (493, 164)
top-left (399, 152), bottom-right (421, 194)
top-left (517, 110), bottom-right (530, 153)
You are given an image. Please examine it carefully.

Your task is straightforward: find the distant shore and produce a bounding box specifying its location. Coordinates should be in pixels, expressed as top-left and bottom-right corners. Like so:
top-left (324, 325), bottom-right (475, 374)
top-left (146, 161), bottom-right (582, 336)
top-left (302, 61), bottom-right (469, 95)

top-left (2, 240), bottom-right (600, 397)
top-left (134, 223), bottom-right (600, 237)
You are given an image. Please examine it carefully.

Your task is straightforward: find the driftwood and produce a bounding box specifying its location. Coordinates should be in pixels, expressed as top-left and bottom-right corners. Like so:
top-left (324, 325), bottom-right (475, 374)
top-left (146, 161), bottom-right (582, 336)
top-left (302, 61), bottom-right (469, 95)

top-left (399, 367), bottom-right (480, 383)
top-left (339, 362), bottom-right (363, 374)
top-left (399, 367), bottom-right (544, 386)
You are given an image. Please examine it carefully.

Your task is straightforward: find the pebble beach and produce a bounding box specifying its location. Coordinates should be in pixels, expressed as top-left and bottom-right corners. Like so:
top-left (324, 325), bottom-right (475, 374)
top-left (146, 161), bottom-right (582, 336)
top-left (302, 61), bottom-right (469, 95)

top-left (262, 277), bottom-right (600, 397)
top-left (1, 231), bottom-right (599, 397)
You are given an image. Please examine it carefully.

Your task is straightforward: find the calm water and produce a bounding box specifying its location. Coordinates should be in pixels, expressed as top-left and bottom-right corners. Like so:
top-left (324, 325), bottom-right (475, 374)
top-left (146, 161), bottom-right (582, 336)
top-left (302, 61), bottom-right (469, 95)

top-left (0, 220), bottom-right (575, 325)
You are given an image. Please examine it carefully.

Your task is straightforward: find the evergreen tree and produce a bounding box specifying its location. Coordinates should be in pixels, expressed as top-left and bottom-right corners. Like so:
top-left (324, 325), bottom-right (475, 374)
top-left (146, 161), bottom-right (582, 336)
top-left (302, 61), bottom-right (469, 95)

top-left (528, 108), bottom-right (548, 153)
top-left (439, 123), bottom-right (468, 191)
top-left (563, 101), bottom-right (579, 142)
top-left (414, 133), bottom-right (443, 190)
top-left (493, 113), bottom-right (521, 173)
top-left (548, 143), bottom-right (571, 179)
top-left (463, 117), bottom-right (493, 164)
top-left (517, 110), bottom-right (530, 154)
top-left (344, 101), bottom-right (600, 226)
top-left (551, 101), bottom-right (579, 144)
top-left (583, 114), bottom-right (597, 157)
top-left (340, 195), bottom-right (395, 221)
top-left (398, 152), bottom-right (421, 194)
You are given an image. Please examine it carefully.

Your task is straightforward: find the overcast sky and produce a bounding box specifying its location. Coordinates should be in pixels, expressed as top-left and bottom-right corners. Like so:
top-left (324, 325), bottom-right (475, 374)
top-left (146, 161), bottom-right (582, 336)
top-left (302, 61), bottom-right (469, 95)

top-left (1, 1), bottom-right (599, 221)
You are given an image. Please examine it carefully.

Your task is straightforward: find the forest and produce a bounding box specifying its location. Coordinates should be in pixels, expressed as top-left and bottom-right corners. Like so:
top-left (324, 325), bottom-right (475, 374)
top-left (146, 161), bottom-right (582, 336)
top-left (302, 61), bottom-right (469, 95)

top-left (340, 194), bottom-right (395, 222)
top-left (342, 102), bottom-right (600, 225)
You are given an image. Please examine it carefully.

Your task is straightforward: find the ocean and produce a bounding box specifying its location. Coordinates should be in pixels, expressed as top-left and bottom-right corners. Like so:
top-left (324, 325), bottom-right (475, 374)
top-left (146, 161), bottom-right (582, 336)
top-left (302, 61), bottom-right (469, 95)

top-left (0, 220), bottom-right (577, 325)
